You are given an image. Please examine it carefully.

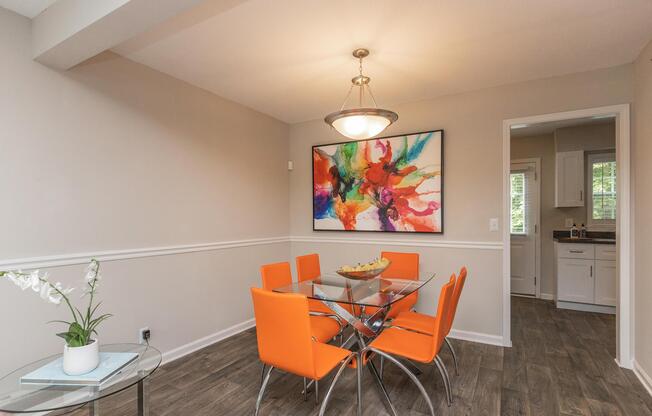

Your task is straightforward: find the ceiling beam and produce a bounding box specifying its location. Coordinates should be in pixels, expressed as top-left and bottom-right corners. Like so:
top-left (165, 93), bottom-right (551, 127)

top-left (32, 0), bottom-right (209, 69)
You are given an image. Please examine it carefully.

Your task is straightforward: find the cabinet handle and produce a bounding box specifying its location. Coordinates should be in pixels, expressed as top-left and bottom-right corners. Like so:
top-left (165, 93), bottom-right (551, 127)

top-left (580, 190), bottom-right (583, 201)
top-left (569, 250), bottom-right (584, 253)
top-left (590, 265), bottom-right (593, 277)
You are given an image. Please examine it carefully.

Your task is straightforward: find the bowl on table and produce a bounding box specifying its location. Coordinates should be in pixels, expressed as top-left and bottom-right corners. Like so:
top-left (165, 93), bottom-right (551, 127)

top-left (336, 261), bottom-right (391, 280)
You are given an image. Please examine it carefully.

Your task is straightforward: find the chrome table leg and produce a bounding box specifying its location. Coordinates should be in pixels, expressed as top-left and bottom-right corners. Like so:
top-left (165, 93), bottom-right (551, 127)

top-left (88, 400), bottom-right (99, 416)
top-left (138, 378), bottom-right (149, 416)
top-left (356, 352), bottom-right (363, 416)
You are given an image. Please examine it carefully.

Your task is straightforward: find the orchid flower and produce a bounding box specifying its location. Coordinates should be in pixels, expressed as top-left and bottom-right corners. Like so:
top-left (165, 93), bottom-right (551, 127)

top-left (0, 259), bottom-right (111, 347)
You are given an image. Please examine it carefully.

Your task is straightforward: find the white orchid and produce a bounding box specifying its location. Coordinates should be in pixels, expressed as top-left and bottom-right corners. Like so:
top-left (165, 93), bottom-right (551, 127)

top-left (0, 259), bottom-right (111, 347)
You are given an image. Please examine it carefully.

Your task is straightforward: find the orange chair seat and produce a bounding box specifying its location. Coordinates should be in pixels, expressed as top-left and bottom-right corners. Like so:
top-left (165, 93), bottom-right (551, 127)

top-left (308, 299), bottom-right (335, 315)
top-left (369, 327), bottom-right (434, 364)
top-left (309, 315), bottom-right (340, 343)
top-left (312, 342), bottom-right (352, 380)
top-left (392, 310), bottom-right (436, 335)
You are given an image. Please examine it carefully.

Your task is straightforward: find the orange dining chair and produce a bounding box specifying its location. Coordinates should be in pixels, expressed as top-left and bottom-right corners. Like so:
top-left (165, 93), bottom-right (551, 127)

top-left (251, 288), bottom-right (361, 416)
top-left (297, 253), bottom-right (353, 324)
top-left (260, 262), bottom-right (343, 344)
top-left (364, 252), bottom-right (419, 321)
top-left (381, 251), bottom-right (419, 317)
top-left (296, 253), bottom-right (336, 315)
top-left (362, 274), bottom-right (457, 414)
top-left (391, 266), bottom-right (468, 376)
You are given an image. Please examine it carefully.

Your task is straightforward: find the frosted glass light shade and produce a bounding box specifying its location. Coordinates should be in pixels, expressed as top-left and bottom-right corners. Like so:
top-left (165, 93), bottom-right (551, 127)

top-left (325, 108), bottom-right (398, 140)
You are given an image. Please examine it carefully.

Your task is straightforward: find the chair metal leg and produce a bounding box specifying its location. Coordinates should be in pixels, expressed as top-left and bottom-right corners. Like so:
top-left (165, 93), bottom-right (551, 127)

top-left (260, 363), bottom-right (267, 387)
top-left (445, 337), bottom-right (459, 376)
top-left (319, 354), bottom-right (357, 416)
top-left (435, 356), bottom-right (453, 406)
top-left (303, 377), bottom-right (308, 401)
top-left (255, 366), bottom-right (274, 416)
top-left (314, 380), bottom-right (319, 405)
top-left (379, 355), bottom-right (384, 381)
top-left (367, 348), bottom-right (435, 416)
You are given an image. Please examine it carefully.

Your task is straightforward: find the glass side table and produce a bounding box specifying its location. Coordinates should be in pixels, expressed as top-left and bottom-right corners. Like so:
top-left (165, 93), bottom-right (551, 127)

top-left (0, 343), bottom-right (161, 415)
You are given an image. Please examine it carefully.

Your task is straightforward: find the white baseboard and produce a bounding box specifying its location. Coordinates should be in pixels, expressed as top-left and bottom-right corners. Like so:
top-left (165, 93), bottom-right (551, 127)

top-left (161, 318), bottom-right (255, 365)
top-left (556, 300), bottom-right (616, 315)
top-left (448, 328), bottom-right (506, 347)
top-left (633, 359), bottom-right (652, 398)
top-left (540, 293), bottom-right (555, 301)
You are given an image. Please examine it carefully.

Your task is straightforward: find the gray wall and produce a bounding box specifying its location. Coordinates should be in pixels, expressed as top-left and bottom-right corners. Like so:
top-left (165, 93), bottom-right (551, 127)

top-left (0, 9), bottom-right (290, 375)
top-left (634, 39), bottom-right (652, 384)
top-left (290, 64), bottom-right (633, 342)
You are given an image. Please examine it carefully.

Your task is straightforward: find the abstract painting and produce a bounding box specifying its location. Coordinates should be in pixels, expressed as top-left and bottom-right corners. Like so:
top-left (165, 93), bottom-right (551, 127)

top-left (313, 130), bottom-right (443, 233)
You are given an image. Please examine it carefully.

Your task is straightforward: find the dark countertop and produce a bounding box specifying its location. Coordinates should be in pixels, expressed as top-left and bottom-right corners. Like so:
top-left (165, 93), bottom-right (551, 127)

top-left (553, 230), bottom-right (616, 245)
top-left (555, 237), bottom-right (616, 245)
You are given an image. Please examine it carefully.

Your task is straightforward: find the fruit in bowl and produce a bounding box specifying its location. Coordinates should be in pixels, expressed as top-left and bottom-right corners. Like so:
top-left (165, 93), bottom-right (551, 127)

top-left (336, 257), bottom-right (391, 280)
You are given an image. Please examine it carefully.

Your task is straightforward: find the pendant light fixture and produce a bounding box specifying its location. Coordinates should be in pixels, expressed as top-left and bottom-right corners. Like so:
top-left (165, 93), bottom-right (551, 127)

top-left (324, 48), bottom-right (398, 140)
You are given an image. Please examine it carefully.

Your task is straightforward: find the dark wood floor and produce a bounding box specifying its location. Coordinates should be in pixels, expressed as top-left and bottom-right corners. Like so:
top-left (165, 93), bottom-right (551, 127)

top-left (69, 297), bottom-right (652, 415)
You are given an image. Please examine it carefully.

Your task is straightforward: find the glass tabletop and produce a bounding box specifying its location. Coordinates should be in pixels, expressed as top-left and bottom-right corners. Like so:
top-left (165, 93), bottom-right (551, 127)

top-left (0, 343), bottom-right (161, 414)
top-left (273, 271), bottom-right (436, 308)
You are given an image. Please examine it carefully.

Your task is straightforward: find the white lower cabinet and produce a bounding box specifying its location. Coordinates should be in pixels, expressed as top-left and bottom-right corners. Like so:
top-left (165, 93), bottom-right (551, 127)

top-left (556, 243), bottom-right (617, 312)
top-left (557, 258), bottom-right (594, 303)
top-left (595, 260), bottom-right (617, 306)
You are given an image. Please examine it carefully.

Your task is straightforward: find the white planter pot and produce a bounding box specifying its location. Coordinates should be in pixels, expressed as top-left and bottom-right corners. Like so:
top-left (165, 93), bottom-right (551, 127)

top-left (63, 339), bottom-right (100, 375)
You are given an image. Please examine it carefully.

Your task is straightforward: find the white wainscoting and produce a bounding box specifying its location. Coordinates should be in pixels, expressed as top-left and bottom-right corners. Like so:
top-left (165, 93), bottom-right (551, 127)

top-left (0, 237), bottom-right (290, 270)
top-left (290, 235), bottom-right (503, 250)
top-left (0, 236), bottom-right (502, 271)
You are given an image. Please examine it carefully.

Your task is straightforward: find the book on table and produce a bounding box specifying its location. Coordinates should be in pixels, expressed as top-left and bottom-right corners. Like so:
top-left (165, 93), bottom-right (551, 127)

top-left (20, 352), bottom-right (139, 387)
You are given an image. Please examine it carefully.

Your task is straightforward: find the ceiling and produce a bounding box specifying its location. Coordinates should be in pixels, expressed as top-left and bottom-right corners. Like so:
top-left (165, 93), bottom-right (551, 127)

top-left (510, 116), bottom-right (615, 138)
top-left (0, 0), bottom-right (57, 18)
top-left (112, 0), bottom-right (652, 124)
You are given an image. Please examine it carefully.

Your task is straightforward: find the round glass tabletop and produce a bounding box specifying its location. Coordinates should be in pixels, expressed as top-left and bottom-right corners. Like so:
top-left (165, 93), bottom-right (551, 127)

top-left (0, 343), bottom-right (161, 414)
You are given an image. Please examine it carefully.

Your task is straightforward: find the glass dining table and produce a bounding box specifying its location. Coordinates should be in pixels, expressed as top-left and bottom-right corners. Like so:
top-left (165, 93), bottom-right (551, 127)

top-left (273, 271), bottom-right (436, 416)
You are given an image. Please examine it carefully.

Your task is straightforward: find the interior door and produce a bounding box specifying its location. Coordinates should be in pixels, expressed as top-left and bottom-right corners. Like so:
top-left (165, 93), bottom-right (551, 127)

top-left (510, 161), bottom-right (538, 296)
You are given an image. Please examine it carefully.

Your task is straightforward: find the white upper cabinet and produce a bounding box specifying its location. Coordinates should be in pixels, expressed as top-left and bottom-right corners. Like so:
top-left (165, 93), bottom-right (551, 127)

top-left (555, 150), bottom-right (585, 207)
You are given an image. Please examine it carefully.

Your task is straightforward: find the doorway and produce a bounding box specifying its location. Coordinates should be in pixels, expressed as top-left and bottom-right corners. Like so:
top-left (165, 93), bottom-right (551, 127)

top-left (502, 104), bottom-right (631, 368)
top-left (510, 159), bottom-right (540, 297)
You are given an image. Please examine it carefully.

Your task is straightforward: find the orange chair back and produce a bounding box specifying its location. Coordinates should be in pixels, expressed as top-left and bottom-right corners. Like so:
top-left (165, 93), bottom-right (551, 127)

top-left (429, 274), bottom-right (456, 360)
top-left (444, 267), bottom-right (467, 335)
top-left (250, 287), bottom-right (316, 378)
top-left (380, 251), bottom-right (419, 280)
top-left (296, 253), bottom-right (321, 282)
top-left (260, 262), bottom-right (292, 290)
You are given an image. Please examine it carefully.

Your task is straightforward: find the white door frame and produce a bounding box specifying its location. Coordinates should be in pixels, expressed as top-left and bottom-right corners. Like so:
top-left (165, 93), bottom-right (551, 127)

top-left (502, 104), bottom-right (632, 369)
top-left (510, 158), bottom-right (542, 299)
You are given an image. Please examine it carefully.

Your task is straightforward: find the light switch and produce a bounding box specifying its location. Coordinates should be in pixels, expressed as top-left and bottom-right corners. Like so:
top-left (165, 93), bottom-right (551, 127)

top-left (489, 218), bottom-right (499, 231)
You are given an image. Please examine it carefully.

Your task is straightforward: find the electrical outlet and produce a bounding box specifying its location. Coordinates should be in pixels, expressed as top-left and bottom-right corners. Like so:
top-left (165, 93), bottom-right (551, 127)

top-left (565, 218), bottom-right (574, 227)
top-left (139, 327), bottom-right (151, 344)
top-left (489, 218), bottom-right (499, 232)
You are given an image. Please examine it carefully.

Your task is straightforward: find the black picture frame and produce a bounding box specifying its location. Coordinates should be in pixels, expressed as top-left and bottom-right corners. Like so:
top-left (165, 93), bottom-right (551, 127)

top-left (311, 129), bottom-right (444, 234)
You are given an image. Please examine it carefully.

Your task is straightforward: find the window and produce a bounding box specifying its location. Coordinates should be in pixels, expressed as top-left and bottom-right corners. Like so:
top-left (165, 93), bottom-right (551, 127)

top-left (588, 153), bottom-right (616, 228)
top-left (510, 172), bottom-right (526, 234)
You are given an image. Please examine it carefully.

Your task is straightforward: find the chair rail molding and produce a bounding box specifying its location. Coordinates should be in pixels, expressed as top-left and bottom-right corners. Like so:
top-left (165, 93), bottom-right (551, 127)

top-left (290, 235), bottom-right (503, 250)
top-left (0, 237), bottom-right (291, 270)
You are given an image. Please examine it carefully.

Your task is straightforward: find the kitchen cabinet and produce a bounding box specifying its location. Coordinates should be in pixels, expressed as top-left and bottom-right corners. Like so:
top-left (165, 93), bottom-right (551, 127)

top-left (555, 150), bottom-right (584, 207)
top-left (555, 242), bottom-right (616, 312)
